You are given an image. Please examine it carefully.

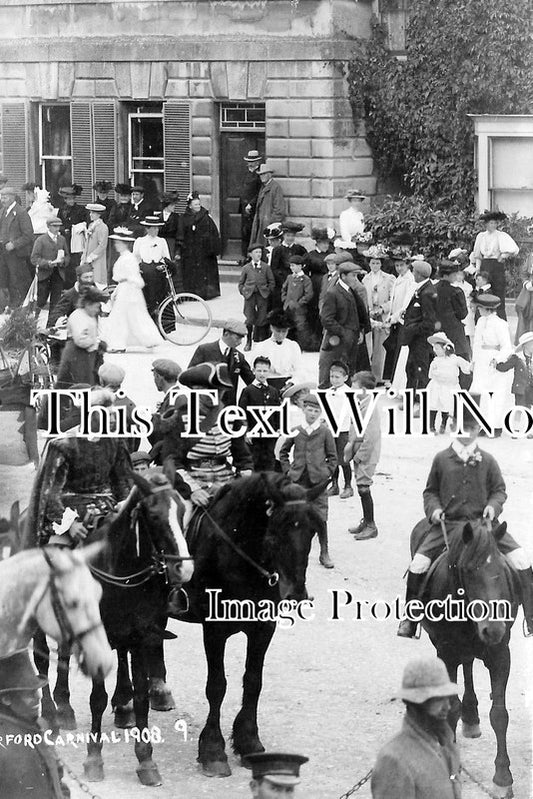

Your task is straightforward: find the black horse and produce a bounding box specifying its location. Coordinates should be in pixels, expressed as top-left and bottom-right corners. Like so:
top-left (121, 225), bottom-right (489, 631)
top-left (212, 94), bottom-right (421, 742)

top-left (176, 472), bottom-right (325, 777)
top-left (414, 518), bottom-right (519, 798)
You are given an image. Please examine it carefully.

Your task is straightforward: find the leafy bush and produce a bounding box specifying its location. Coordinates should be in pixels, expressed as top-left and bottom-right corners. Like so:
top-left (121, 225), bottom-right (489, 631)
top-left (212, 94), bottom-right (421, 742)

top-left (0, 306), bottom-right (37, 352)
top-left (346, 0), bottom-right (533, 209)
top-left (366, 195), bottom-right (533, 296)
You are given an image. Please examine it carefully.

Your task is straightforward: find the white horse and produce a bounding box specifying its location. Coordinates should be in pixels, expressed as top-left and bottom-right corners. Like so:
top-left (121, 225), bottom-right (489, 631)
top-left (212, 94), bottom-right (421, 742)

top-left (0, 543), bottom-right (113, 681)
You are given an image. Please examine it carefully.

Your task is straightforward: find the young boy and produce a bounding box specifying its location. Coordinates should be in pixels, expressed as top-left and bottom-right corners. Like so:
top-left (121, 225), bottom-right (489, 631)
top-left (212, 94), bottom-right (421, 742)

top-left (397, 411), bottom-right (533, 637)
top-left (344, 371), bottom-right (381, 540)
top-left (318, 252), bottom-right (341, 314)
top-left (238, 242), bottom-right (275, 350)
top-left (239, 355), bottom-right (281, 471)
top-left (281, 255), bottom-right (313, 350)
top-left (325, 360), bottom-right (353, 498)
top-left (495, 331), bottom-right (533, 410)
top-left (279, 393), bottom-right (337, 568)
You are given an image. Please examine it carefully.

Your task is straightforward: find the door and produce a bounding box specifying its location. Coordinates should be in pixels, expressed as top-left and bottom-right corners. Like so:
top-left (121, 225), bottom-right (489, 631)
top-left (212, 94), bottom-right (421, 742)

top-left (220, 132), bottom-right (265, 259)
top-left (128, 112), bottom-right (164, 205)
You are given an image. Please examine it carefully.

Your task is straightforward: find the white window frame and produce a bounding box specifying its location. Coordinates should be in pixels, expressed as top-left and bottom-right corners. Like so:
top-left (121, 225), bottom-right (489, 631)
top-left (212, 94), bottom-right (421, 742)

top-left (39, 103), bottom-right (72, 190)
top-left (128, 112), bottom-right (165, 184)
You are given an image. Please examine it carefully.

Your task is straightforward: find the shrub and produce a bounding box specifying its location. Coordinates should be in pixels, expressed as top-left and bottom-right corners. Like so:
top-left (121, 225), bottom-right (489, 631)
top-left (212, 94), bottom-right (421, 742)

top-left (0, 306), bottom-right (37, 353)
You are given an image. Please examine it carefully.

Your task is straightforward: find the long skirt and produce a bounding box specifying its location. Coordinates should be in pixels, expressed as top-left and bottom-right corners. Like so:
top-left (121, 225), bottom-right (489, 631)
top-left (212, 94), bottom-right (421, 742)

top-left (56, 341), bottom-right (99, 388)
top-left (482, 258), bottom-right (507, 320)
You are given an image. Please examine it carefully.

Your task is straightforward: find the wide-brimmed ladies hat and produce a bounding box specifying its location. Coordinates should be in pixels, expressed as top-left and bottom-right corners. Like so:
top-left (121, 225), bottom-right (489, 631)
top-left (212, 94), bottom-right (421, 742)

top-left (438, 259), bottom-right (461, 276)
top-left (311, 226), bottom-right (335, 242)
top-left (264, 223), bottom-right (283, 240)
top-left (333, 238), bottom-right (357, 250)
top-left (281, 381), bottom-right (315, 400)
top-left (93, 181), bottom-right (113, 193)
top-left (243, 150), bottom-right (262, 162)
top-left (472, 293), bottom-right (500, 310)
top-left (109, 226), bottom-right (136, 241)
top-left (515, 331), bottom-right (533, 352)
top-left (345, 189), bottom-right (366, 200)
top-left (86, 203), bottom-right (106, 213)
top-left (427, 332), bottom-right (454, 348)
top-left (282, 221), bottom-right (305, 234)
top-left (162, 190), bottom-right (180, 205)
top-left (399, 657), bottom-right (458, 704)
top-left (140, 215), bottom-right (165, 227)
top-left (115, 183), bottom-right (132, 195)
top-left (59, 184), bottom-right (83, 197)
top-left (362, 244), bottom-right (388, 260)
top-left (479, 209), bottom-right (507, 223)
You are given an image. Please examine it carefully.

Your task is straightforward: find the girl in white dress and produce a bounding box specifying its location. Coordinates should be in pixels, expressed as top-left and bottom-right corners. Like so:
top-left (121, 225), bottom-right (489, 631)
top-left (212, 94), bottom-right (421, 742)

top-left (470, 293), bottom-right (513, 434)
top-left (103, 227), bottom-right (163, 352)
top-left (426, 333), bottom-right (471, 433)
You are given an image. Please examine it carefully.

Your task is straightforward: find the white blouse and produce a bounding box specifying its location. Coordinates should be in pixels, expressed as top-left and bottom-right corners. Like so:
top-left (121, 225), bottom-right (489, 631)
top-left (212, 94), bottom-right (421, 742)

top-left (67, 308), bottom-right (99, 352)
top-left (252, 337), bottom-right (303, 379)
top-left (339, 207), bottom-right (364, 243)
top-left (133, 236), bottom-right (170, 264)
top-left (473, 230), bottom-right (519, 263)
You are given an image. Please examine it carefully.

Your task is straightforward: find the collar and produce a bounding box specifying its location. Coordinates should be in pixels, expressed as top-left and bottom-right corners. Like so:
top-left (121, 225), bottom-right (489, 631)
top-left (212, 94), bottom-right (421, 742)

top-left (302, 418), bottom-right (322, 435)
top-left (253, 380), bottom-right (268, 388)
top-left (48, 231), bottom-right (58, 242)
top-left (4, 201), bottom-right (15, 215)
top-left (416, 278), bottom-right (430, 291)
top-left (451, 440), bottom-right (479, 462)
top-left (219, 340), bottom-right (229, 357)
top-left (338, 278), bottom-right (351, 292)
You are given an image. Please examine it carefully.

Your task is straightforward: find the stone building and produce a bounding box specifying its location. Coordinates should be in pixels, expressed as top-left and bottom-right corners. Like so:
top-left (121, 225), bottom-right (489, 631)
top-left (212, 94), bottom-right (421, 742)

top-left (0, 0), bottom-right (385, 257)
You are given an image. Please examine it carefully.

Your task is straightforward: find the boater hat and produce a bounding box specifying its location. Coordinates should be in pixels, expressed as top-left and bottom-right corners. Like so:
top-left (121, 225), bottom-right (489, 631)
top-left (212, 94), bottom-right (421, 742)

top-left (86, 203), bottom-right (106, 213)
top-left (140, 215), bottom-right (165, 227)
top-left (0, 650), bottom-right (48, 693)
top-left (244, 752), bottom-right (309, 786)
top-left (109, 226), bottom-right (136, 242)
top-left (243, 149), bottom-right (262, 162)
top-left (472, 293), bottom-right (500, 310)
top-left (399, 657), bottom-right (458, 704)
top-left (515, 331), bottom-right (533, 351)
top-left (345, 188), bottom-right (366, 200)
top-left (427, 332), bottom-right (454, 348)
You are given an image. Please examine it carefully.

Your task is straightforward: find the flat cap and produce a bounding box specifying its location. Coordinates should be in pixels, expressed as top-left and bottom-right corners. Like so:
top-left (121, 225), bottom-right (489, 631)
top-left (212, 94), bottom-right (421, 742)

top-left (223, 318), bottom-right (247, 336)
top-left (46, 215), bottom-right (62, 226)
top-left (131, 451), bottom-right (152, 465)
top-left (289, 255), bottom-right (305, 265)
top-left (243, 752), bottom-right (309, 786)
top-left (338, 261), bottom-right (363, 275)
top-left (152, 359), bottom-right (182, 381)
top-left (301, 393), bottom-right (320, 408)
top-left (324, 252), bottom-right (346, 265)
top-left (247, 242), bottom-right (264, 253)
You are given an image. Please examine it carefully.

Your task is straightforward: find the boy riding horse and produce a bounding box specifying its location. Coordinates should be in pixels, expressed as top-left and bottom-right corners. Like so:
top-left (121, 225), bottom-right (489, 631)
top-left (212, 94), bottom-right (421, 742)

top-left (398, 412), bottom-right (533, 638)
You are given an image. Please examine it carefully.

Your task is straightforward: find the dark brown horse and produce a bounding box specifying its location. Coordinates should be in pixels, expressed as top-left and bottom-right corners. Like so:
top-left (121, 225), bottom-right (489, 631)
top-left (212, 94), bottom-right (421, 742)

top-left (177, 471), bottom-right (324, 777)
top-left (414, 518), bottom-right (519, 798)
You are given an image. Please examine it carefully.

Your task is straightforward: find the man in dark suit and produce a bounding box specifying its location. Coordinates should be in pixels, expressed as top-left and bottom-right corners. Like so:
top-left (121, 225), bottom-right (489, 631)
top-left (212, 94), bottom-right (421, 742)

top-left (0, 185), bottom-right (34, 307)
top-left (128, 185), bottom-right (156, 236)
top-left (31, 215), bottom-right (70, 323)
top-left (188, 318), bottom-right (254, 406)
top-left (148, 358), bottom-right (183, 465)
top-left (239, 150), bottom-right (262, 260)
top-left (238, 244), bottom-right (275, 349)
top-left (318, 261), bottom-right (370, 388)
top-left (401, 260), bottom-right (438, 394)
top-left (47, 263), bottom-right (95, 327)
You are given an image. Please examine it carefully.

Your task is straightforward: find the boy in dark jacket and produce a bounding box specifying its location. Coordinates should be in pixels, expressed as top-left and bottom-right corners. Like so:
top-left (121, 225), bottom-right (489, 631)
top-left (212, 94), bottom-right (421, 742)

top-left (239, 355), bottom-right (281, 471)
top-left (495, 331), bottom-right (533, 409)
top-left (281, 255), bottom-right (314, 350)
top-left (279, 393), bottom-right (337, 567)
top-left (238, 242), bottom-right (275, 350)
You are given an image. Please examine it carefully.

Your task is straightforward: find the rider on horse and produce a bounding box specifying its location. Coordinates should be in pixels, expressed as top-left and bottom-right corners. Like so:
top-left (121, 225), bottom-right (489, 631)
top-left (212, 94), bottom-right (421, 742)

top-left (397, 412), bottom-right (533, 638)
top-left (25, 388), bottom-right (133, 549)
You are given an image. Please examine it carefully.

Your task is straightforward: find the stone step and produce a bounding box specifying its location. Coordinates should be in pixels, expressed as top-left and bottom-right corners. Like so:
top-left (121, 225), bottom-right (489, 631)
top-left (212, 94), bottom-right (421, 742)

top-left (219, 259), bottom-right (242, 283)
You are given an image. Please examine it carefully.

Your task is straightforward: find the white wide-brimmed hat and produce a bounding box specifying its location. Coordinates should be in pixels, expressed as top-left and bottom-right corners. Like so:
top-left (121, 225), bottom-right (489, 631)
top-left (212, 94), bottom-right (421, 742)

top-left (515, 331), bottom-right (533, 352)
top-left (399, 657), bottom-right (458, 704)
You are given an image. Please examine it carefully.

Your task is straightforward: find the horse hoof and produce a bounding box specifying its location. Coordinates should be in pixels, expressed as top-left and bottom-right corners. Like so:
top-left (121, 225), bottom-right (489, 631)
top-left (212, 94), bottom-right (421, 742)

top-left (84, 758), bottom-right (104, 782)
top-left (136, 761), bottom-right (162, 786)
top-left (114, 703), bottom-right (135, 729)
top-left (462, 722), bottom-right (481, 738)
top-left (491, 783), bottom-right (513, 799)
top-left (201, 760), bottom-right (232, 778)
top-left (319, 555), bottom-right (334, 569)
top-left (150, 689), bottom-right (175, 712)
top-left (57, 707), bottom-right (77, 730)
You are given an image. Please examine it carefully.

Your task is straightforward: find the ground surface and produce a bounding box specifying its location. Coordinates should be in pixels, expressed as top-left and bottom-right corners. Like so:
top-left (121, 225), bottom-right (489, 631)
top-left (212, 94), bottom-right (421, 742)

top-left (1, 288), bottom-right (531, 799)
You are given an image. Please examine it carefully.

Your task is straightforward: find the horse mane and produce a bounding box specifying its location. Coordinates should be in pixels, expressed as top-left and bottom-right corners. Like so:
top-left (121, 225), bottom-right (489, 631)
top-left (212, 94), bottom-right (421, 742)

top-left (448, 520), bottom-right (501, 572)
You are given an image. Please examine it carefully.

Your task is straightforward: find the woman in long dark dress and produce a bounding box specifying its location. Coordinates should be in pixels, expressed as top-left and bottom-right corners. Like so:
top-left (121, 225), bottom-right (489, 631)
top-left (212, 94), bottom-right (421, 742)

top-left (180, 193), bottom-right (221, 300)
top-left (55, 287), bottom-right (108, 388)
top-left (303, 227), bottom-right (334, 347)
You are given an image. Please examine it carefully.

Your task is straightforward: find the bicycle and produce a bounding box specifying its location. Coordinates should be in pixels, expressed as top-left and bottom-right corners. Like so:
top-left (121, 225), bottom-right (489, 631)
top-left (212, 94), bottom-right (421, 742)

top-left (154, 259), bottom-right (212, 346)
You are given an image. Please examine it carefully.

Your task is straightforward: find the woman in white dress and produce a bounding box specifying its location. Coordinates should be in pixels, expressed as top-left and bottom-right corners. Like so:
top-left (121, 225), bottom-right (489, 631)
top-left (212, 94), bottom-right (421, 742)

top-left (103, 227), bottom-right (163, 352)
top-left (470, 293), bottom-right (513, 434)
top-left (473, 210), bottom-right (519, 320)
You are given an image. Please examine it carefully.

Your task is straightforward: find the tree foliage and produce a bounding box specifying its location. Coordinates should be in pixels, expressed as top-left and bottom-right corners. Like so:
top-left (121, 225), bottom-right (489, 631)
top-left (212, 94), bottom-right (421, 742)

top-left (346, 0), bottom-right (533, 209)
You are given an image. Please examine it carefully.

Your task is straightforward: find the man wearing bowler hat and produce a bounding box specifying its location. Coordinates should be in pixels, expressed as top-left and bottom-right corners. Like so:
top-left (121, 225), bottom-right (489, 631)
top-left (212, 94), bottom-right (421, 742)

top-left (0, 649), bottom-right (68, 798)
top-left (250, 162), bottom-right (286, 246)
top-left (239, 150), bottom-right (263, 260)
top-left (0, 185), bottom-right (34, 307)
top-left (371, 657), bottom-right (461, 799)
top-left (245, 752), bottom-right (309, 798)
top-left (318, 261), bottom-right (370, 388)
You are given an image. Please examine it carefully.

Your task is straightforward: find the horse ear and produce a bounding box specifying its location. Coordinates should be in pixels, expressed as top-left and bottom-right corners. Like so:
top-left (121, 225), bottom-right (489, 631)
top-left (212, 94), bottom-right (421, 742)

top-left (493, 521), bottom-right (507, 540)
top-left (305, 478), bottom-right (330, 503)
top-left (10, 501), bottom-right (19, 529)
top-left (462, 522), bottom-right (474, 544)
top-left (132, 471), bottom-right (153, 496)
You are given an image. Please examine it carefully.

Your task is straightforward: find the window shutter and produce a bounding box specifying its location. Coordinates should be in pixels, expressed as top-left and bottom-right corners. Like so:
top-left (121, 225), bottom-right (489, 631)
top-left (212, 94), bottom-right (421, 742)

top-left (163, 101), bottom-right (191, 212)
top-left (71, 102), bottom-right (93, 204)
top-left (92, 102), bottom-right (117, 190)
top-left (1, 103), bottom-right (28, 190)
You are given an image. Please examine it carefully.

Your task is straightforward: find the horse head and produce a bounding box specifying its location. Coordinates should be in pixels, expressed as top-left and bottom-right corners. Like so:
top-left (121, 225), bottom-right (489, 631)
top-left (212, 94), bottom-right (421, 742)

top-left (263, 474), bottom-right (325, 602)
top-left (127, 471), bottom-right (194, 587)
top-left (449, 519), bottom-right (514, 646)
top-left (23, 542), bottom-right (114, 679)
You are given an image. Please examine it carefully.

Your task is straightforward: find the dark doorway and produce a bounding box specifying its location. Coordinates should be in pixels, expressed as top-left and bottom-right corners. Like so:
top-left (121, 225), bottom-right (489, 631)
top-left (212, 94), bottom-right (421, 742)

top-left (220, 132), bottom-right (265, 260)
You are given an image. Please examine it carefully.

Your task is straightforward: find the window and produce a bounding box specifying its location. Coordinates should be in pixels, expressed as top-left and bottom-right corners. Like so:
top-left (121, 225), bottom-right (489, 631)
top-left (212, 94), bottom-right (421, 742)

top-left (220, 103), bottom-right (266, 131)
top-left (489, 137), bottom-right (533, 216)
top-left (39, 104), bottom-right (72, 196)
top-left (128, 112), bottom-right (164, 200)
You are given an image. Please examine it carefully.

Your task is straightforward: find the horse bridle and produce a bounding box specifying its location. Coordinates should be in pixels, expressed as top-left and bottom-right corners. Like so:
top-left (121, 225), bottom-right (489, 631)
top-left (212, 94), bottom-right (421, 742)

top-left (39, 548), bottom-right (105, 649)
top-left (88, 487), bottom-right (193, 590)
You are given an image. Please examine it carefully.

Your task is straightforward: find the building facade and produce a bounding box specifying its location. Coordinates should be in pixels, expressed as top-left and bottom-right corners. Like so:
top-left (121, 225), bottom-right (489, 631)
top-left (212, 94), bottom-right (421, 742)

top-left (0, 0), bottom-right (379, 257)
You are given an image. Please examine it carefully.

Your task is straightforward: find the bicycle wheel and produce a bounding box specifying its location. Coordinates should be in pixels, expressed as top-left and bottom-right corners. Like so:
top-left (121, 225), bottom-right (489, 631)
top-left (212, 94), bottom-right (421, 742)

top-left (157, 293), bottom-right (212, 346)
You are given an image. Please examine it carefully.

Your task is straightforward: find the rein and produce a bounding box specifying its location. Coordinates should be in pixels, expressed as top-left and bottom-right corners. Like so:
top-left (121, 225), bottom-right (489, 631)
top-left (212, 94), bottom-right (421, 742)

top-left (201, 506), bottom-right (279, 587)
